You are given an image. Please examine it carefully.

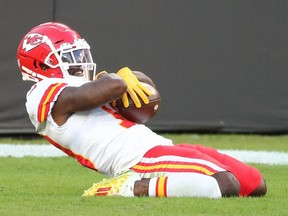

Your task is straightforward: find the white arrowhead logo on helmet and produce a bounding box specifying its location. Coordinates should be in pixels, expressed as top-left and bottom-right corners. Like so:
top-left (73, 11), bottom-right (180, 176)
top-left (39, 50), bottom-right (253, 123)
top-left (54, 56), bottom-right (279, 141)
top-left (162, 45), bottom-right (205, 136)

top-left (22, 33), bottom-right (47, 52)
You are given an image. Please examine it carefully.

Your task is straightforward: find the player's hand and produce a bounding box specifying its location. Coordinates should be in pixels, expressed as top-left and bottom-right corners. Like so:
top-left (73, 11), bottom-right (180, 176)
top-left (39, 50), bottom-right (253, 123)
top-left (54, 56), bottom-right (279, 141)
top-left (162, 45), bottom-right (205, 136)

top-left (117, 67), bottom-right (152, 108)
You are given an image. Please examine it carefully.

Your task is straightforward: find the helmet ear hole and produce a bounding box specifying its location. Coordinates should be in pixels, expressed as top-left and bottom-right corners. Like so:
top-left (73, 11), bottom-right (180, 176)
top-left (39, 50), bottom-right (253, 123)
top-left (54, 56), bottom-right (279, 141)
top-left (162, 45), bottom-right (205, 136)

top-left (33, 60), bottom-right (50, 71)
top-left (39, 62), bottom-right (50, 71)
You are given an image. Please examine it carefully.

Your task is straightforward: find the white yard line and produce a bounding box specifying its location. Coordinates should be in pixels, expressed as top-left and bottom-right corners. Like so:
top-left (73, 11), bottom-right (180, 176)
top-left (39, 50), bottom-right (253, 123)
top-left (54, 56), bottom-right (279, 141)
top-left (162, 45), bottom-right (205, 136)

top-left (0, 144), bottom-right (66, 157)
top-left (0, 144), bottom-right (287, 165)
top-left (218, 149), bottom-right (288, 165)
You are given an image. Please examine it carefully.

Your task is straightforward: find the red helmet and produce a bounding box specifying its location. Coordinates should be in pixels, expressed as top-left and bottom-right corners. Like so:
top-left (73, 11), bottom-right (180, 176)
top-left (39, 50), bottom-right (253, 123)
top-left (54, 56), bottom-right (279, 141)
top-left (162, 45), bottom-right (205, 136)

top-left (17, 22), bottom-right (96, 82)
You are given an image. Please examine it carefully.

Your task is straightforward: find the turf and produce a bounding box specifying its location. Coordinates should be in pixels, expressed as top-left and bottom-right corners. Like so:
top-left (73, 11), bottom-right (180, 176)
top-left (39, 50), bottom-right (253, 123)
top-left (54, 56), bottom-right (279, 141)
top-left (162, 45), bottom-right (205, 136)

top-left (0, 134), bottom-right (287, 216)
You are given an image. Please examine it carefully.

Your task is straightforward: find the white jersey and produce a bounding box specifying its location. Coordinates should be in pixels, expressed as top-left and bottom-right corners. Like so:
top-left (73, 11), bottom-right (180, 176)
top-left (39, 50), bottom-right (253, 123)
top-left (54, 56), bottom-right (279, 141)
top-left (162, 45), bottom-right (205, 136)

top-left (26, 78), bottom-right (173, 176)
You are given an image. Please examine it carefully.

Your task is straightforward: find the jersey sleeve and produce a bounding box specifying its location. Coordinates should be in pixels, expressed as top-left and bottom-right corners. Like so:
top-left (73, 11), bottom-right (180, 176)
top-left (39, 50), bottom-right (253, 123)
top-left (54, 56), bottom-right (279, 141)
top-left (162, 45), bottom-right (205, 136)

top-left (26, 79), bottom-right (68, 128)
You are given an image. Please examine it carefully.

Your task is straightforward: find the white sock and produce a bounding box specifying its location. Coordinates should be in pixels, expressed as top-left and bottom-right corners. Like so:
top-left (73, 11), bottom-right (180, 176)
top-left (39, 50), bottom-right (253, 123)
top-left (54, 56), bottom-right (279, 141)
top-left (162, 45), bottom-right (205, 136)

top-left (148, 173), bottom-right (221, 198)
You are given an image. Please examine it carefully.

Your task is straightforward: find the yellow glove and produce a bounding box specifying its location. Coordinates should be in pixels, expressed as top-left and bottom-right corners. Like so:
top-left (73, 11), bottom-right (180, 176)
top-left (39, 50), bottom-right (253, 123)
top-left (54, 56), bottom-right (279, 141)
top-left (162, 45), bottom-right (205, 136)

top-left (117, 67), bottom-right (152, 108)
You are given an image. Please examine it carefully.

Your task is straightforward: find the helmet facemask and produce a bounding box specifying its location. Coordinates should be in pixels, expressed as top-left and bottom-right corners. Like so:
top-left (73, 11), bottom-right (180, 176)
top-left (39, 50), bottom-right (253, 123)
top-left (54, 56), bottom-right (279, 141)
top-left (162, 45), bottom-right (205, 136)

top-left (44, 38), bottom-right (96, 81)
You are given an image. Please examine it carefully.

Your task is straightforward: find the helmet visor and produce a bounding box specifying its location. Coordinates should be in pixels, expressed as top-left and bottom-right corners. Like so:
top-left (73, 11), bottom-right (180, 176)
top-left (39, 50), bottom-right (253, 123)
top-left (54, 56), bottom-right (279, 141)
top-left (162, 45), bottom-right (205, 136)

top-left (61, 49), bottom-right (93, 64)
top-left (61, 49), bottom-right (95, 80)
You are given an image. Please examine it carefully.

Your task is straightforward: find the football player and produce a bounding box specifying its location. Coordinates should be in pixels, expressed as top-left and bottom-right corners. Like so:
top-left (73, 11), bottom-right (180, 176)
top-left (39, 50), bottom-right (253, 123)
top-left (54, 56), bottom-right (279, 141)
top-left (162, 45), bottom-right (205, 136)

top-left (17, 22), bottom-right (267, 198)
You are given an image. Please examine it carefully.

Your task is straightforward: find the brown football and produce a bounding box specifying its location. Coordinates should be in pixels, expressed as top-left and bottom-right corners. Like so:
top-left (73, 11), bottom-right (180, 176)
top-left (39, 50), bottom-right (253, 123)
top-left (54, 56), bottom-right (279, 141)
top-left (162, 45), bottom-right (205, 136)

top-left (115, 83), bottom-right (161, 123)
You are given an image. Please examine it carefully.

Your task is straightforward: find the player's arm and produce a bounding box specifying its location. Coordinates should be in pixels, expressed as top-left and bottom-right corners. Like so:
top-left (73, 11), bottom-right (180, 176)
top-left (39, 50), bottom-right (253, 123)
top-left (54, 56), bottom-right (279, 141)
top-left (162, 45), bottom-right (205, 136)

top-left (52, 73), bottom-right (127, 125)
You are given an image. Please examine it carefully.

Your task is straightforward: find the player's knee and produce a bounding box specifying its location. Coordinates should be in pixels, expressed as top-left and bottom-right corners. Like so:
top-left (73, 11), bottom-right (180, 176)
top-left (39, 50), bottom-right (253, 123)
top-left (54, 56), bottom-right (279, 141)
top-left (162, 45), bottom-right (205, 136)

top-left (248, 178), bottom-right (267, 197)
top-left (212, 171), bottom-right (240, 197)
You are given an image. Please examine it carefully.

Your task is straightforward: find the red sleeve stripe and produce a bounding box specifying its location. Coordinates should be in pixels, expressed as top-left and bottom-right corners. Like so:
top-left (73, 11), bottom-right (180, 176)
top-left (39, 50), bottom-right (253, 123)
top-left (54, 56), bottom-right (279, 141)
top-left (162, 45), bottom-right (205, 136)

top-left (37, 83), bottom-right (67, 123)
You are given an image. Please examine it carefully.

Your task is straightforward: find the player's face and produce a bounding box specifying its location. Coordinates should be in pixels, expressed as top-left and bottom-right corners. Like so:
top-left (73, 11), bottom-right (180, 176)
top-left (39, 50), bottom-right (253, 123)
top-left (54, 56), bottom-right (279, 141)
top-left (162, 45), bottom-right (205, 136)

top-left (61, 49), bottom-right (94, 79)
top-left (67, 66), bottom-right (84, 77)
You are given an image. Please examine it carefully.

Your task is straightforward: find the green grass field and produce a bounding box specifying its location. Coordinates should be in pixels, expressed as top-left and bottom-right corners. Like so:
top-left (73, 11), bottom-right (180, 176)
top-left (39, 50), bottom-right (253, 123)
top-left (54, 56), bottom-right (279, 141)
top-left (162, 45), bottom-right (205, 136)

top-left (1, 134), bottom-right (288, 216)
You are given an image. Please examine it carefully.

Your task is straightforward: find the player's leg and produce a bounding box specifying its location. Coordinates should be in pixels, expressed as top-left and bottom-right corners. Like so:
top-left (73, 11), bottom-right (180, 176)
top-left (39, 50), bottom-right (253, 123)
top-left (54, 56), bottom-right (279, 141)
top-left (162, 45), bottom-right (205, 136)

top-left (131, 145), bottom-right (240, 198)
top-left (133, 172), bottom-right (239, 198)
top-left (176, 144), bottom-right (267, 197)
top-left (82, 170), bottom-right (239, 198)
top-left (83, 145), bottom-right (242, 198)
